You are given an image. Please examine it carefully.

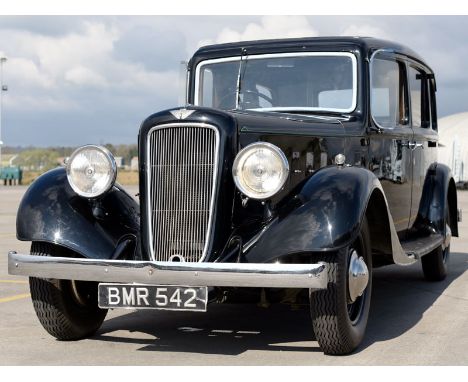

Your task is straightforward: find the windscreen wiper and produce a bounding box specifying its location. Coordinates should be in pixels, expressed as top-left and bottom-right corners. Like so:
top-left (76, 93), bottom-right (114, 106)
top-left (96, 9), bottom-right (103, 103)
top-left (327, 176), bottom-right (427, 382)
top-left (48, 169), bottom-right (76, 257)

top-left (235, 48), bottom-right (248, 109)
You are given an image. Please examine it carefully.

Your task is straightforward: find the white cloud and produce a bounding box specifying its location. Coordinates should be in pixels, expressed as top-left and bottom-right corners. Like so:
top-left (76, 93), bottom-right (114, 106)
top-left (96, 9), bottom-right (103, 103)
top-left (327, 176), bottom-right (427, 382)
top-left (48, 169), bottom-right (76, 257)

top-left (340, 24), bottom-right (390, 39)
top-left (197, 16), bottom-right (318, 49)
top-left (33, 21), bottom-right (119, 76)
top-left (4, 57), bottom-right (54, 89)
top-left (0, 20), bottom-right (179, 113)
top-left (4, 94), bottom-right (79, 112)
top-left (65, 66), bottom-right (107, 87)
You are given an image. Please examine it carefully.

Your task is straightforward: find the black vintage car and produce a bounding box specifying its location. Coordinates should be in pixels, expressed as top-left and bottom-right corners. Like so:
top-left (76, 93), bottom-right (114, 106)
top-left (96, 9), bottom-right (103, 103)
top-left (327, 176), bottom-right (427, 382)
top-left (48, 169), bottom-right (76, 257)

top-left (8, 37), bottom-right (460, 355)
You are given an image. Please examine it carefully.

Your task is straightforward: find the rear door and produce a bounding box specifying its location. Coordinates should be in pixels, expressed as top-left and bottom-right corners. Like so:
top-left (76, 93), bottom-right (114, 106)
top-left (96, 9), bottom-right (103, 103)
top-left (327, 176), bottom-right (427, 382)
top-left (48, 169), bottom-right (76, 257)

top-left (407, 63), bottom-right (438, 228)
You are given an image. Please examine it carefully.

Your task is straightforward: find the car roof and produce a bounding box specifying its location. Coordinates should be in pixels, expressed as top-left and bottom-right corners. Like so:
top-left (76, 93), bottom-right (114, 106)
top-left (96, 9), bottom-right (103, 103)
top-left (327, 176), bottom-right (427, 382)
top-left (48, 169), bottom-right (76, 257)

top-left (192, 36), bottom-right (431, 72)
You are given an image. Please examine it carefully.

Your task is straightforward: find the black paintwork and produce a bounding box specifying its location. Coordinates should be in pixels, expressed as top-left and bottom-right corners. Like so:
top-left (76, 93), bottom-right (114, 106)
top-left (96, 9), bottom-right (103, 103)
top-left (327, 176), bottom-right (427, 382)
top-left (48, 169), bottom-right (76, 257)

top-left (413, 163), bottom-right (458, 237)
top-left (16, 168), bottom-right (141, 260)
top-left (244, 166), bottom-right (382, 263)
top-left (16, 37), bottom-right (458, 266)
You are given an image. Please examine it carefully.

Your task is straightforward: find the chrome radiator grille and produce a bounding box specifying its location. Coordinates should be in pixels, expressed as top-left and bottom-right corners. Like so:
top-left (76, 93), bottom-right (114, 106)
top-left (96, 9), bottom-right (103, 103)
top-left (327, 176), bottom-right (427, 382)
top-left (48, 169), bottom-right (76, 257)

top-left (146, 123), bottom-right (219, 262)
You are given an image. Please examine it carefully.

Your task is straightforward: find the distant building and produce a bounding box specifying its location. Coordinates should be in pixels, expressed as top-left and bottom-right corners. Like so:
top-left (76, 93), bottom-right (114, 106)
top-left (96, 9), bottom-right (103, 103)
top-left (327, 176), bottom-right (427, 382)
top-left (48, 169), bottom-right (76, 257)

top-left (130, 156), bottom-right (139, 171)
top-left (438, 112), bottom-right (468, 183)
top-left (114, 156), bottom-right (125, 169)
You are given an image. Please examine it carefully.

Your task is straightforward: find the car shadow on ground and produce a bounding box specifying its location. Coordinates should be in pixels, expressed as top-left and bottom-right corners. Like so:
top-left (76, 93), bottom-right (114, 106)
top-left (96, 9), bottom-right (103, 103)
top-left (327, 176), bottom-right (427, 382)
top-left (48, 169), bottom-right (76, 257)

top-left (91, 252), bottom-right (467, 356)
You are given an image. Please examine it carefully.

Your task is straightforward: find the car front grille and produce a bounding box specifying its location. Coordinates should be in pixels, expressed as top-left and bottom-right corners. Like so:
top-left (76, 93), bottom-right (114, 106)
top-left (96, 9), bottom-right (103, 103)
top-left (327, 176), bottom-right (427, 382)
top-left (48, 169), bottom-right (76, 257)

top-left (146, 123), bottom-right (219, 262)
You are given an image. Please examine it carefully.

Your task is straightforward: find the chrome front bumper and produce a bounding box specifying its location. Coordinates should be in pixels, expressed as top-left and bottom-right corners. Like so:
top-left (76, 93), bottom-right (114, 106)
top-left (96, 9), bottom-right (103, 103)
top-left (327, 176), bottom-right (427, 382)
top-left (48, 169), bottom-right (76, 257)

top-left (8, 252), bottom-right (328, 289)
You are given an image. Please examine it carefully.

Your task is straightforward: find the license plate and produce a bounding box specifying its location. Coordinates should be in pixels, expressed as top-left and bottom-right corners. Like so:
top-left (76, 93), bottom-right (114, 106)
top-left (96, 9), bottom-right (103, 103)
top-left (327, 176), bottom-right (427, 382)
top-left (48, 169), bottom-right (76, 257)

top-left (98, 284), bottom-right (208, 312)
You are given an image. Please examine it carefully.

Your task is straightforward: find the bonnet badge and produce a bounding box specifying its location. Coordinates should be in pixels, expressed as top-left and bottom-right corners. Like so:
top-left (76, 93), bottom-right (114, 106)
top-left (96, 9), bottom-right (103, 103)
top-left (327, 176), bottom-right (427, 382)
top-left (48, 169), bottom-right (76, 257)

top-left (170, 108), bottom-right (195, 120)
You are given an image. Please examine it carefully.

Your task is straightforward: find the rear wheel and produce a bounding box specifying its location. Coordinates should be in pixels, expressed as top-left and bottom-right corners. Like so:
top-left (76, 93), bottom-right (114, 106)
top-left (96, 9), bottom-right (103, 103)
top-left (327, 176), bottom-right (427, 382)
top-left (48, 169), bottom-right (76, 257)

top-left (29, 242), bottom-right (107, 340)
top-left (422, 205), bottom-right (451, 281)
top-left (309, 217), bottom-right (372, 355)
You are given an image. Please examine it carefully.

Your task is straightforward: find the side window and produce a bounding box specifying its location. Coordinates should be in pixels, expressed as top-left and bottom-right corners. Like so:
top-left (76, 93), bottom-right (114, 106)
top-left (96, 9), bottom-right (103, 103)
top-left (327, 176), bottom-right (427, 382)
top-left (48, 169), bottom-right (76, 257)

top-left (429, 79), bottom-right (438, 130)
top-left (371, 56), bottom-right (408, 128)
top-left (408, 66), bottom-right (422, 128)
top-left (408, 65), bottom-right (433, 129)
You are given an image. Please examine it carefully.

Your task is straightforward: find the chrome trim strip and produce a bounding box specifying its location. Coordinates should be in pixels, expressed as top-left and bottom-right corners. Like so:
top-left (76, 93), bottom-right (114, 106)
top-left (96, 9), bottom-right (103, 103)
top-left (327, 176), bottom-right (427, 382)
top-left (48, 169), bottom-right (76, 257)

top-left (369, 48), bottom-right (404, 131)
top-left (194, 52), bottom-right (358, 114)
top-left (145, 122), bottom-right (220, 262)
top-left (8, 252), bottom-right (328, 289)
top-left (242, 219), bottom-right (276, 253)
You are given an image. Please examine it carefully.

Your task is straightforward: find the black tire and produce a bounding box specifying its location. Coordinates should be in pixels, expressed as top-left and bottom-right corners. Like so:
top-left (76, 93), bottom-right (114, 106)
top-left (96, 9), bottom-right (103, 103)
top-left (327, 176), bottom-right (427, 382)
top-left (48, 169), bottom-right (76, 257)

top-left (29, 242), bottom-right (107, 340)
top-left (421, 206), bottom-right (451, 281)
top-left (309, 217), bottom-right (372, 355)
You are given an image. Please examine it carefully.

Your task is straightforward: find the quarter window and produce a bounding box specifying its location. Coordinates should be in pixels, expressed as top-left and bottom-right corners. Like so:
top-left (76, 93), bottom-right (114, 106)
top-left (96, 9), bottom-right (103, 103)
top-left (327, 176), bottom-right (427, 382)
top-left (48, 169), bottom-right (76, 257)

top-left (408, 66), bottom-right (422, 128)
top-left (408, 66), bottom-right (433, 129)
top-left (371, 56), bottom-right (408, 128)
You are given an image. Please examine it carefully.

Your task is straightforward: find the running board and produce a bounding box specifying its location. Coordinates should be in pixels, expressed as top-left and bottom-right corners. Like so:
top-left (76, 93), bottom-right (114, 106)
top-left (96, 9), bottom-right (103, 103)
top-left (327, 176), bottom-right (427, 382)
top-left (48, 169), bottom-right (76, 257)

top-left (401, 233), bottom-right (444, 260)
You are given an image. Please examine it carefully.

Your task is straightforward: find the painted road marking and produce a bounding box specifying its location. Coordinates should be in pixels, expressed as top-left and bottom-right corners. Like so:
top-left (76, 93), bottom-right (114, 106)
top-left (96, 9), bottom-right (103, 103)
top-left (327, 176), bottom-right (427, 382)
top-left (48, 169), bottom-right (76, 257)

top-left (0, 232), bottom-right (16, 238)
top-left (0, 293), bottom-right (30, 303)
top-left (0, 279), bottom-right (28, 284)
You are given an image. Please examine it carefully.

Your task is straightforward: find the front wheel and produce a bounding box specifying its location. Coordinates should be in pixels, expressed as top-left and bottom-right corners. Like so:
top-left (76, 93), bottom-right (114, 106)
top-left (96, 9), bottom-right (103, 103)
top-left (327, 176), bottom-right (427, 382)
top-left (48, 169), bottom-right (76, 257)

top-left (29, 242), bottom-right (107, 340)
top-left (309, 217), bottom-right (372, 355)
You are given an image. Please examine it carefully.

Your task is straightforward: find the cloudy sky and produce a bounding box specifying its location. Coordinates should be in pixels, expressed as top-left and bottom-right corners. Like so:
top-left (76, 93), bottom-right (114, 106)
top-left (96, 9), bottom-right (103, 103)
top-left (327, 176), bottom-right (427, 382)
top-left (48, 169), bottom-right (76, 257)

top-left (0, 15), bottom-right (467, 146)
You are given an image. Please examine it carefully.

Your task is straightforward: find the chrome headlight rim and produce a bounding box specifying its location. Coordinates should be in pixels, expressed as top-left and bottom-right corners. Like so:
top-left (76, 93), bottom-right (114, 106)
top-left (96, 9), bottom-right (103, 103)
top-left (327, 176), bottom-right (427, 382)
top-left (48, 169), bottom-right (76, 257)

top-left (66, 144), bottom-right (117, 198)
top-left (232, 141), bottom-right (289, 200)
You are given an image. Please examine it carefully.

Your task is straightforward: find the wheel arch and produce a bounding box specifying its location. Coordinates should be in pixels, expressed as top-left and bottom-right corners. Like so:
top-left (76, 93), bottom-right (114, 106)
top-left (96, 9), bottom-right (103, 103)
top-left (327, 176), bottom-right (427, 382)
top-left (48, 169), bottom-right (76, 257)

top-left (415, 163), bottom-right (459, 238)
top-left (447, 177), bottom-right (459, 237)
top-left (364, 188), bottom-right (394, 267)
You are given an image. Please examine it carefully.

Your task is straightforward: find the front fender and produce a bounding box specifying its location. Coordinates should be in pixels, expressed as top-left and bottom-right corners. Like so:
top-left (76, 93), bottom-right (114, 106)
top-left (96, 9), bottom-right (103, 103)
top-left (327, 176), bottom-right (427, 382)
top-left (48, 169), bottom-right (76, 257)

top-left (244, 166), bottom-right (412, 265)
top-left (244, 166), bottom-right (378, 263)
top-left (16, 167), bottom-right (141, 260)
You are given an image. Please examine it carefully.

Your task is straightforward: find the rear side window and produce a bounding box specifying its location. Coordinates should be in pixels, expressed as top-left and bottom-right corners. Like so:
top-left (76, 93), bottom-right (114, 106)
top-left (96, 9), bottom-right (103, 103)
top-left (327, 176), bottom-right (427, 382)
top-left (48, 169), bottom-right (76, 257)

top-left (408, 66), bottom-right (422, 128)
top-left (408, 65), bottom-right (433, 129)
top-left (371, 56), bottom-right (408, 128)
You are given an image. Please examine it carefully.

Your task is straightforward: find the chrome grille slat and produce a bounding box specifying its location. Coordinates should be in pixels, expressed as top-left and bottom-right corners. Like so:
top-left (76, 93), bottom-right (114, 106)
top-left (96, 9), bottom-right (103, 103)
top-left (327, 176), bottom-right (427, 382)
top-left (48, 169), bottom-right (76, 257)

top-left (146, 123), bottom-right (219, 262)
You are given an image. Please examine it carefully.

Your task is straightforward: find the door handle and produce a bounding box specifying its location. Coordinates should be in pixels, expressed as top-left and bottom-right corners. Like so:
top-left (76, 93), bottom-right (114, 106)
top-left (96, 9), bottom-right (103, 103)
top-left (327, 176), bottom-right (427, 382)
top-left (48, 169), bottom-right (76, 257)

top-left (409, 142), bottom-right (424, 150)
top-left (402, 141), bottom-right (424, 150)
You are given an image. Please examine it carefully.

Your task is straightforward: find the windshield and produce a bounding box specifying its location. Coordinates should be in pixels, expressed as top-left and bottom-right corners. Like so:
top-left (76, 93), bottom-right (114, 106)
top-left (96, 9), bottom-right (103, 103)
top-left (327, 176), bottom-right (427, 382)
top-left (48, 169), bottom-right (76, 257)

top-left (194, 52), bottom-right (357, 113)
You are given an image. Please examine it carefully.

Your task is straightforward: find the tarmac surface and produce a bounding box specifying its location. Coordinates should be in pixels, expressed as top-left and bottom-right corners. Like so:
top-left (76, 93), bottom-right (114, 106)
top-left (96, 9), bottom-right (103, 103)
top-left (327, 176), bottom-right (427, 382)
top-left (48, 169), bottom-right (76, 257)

top-left (0, 185), bottom-right (467, 365)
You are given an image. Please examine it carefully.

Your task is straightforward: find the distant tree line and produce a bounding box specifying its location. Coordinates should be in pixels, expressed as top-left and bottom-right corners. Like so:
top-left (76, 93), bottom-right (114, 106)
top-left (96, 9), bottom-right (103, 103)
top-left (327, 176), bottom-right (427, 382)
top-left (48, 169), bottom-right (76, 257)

top-left (3, 144), bottom-right (138, 172)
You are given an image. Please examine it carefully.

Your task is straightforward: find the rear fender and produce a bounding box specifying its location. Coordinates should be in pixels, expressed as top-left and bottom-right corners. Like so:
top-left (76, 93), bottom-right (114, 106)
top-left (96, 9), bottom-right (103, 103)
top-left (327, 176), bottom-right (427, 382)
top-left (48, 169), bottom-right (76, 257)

top-left (415, 163), bottom-right (458, 237)
top-left (16, 167), bottom-right (141, 260)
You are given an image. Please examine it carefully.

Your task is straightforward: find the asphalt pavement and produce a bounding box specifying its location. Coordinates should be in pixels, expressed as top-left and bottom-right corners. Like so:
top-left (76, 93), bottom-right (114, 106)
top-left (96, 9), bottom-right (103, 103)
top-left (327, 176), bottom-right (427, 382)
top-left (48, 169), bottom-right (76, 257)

top-left (0, 185), bottom-right (467, 365)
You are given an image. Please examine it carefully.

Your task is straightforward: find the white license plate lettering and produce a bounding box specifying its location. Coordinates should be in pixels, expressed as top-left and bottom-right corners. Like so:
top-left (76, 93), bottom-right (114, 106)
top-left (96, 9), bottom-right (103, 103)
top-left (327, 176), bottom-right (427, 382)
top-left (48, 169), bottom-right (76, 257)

top-left (136, 288), bottom-right (150, 306)
top-left (155, 287), bottom-right (168, 306)
top-left (108, 287), bottom-right (121, 305)
top-left (169, 288), bottom-right (182, 307)
top-left (184, 288), bottom-right (197, 308)
top-left (98, 284), bottom-right (207, 312)
top-left (122, 287), bottom-right (135, 305)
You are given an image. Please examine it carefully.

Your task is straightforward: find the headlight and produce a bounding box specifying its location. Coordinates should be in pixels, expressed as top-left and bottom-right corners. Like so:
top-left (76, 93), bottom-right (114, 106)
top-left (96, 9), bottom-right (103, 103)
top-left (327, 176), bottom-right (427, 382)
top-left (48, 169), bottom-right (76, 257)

top-left (66, 145), bottom-right (117, 198)
top-left (232, 142), bottom-right (289, 199)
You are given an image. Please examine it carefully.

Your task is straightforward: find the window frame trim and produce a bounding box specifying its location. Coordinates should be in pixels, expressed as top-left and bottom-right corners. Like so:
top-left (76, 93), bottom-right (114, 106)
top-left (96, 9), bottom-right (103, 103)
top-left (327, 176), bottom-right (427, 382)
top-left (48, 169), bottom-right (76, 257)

top-left (370, 50), bottom-right (410, 130)
top-left (193, 51), bottom-right (358, 114)
top-left (401, 52), bottom-right (436, 131)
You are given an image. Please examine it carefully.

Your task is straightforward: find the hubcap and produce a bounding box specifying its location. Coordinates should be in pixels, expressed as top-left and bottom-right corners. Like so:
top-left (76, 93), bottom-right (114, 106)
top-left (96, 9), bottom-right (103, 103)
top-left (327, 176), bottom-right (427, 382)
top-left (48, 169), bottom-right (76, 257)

top-left (70, 280), bottom-right (88, 306)
top-left (348, 250), bottom-right (369, 303)
top-left (443, 223), bottom-right (451, 263)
